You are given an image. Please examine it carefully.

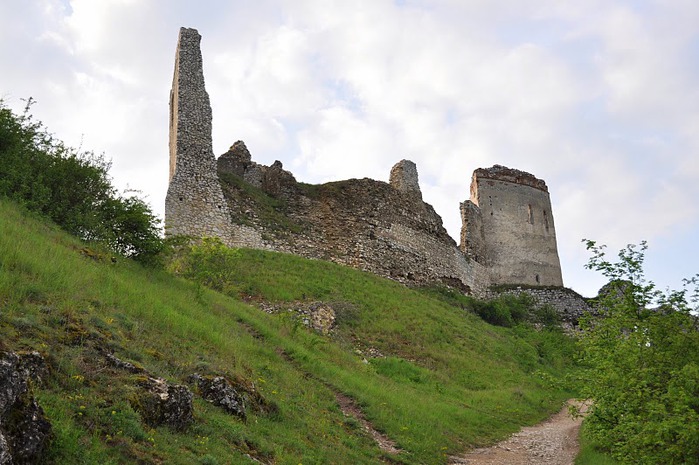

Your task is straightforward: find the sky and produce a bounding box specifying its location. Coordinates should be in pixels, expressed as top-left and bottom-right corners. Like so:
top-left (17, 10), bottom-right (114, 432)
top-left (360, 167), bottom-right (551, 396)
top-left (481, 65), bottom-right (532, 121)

top-left (1, 0), bottom-right (698, 297)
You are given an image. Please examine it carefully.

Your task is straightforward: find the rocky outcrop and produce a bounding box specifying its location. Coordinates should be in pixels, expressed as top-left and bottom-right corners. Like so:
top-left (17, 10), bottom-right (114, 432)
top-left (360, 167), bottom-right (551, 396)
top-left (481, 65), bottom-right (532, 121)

top-left (132, 377), bottom-right (194, 431)
top-left (189, 373), bottom-right (278, 420)
top-left (105, 352), bottom-right (277, 430)
top-left (0, 351), bottom-right (51, 465)
top-left (106, 352), bottom-right (193, 431)
top-left (189, 374), bottom-right (246, 419)
top-left (259, 301), bottom-right (337, 335)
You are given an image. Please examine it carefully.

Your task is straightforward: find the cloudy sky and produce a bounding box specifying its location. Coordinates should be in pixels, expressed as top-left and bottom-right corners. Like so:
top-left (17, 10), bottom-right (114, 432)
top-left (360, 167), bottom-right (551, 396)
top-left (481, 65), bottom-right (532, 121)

top-left (2, 0), bottom-right (698, 296)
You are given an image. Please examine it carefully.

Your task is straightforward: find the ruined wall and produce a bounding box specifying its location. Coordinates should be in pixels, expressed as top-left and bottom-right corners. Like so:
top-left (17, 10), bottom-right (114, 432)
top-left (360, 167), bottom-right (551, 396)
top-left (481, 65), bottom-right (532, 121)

top-left (486, 287), bottom-right (591, 325)
top-left (459, 200), bottom-right (486, 264)
top-left (165, 27), bottom-right (234, 242)
top-left (461, 165), bottom-right (563, 287)
top-left (389, 160), bottom-right (421, 197)
top-left (217, 150), bottom-right (478, 292)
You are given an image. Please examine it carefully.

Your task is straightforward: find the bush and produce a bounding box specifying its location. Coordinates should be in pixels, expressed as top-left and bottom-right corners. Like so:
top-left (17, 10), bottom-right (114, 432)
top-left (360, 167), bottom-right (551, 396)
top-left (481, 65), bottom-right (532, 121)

top-left (578, 240), bottom-right (699, 464)
top-left (166, 237), bottom-right (241, 294)
top-left (471, 294), bottom-right (537, 327)
top-left (531, 304), bottom-right (561, 327)
top-left (0, 99), bottom-right (163, 264)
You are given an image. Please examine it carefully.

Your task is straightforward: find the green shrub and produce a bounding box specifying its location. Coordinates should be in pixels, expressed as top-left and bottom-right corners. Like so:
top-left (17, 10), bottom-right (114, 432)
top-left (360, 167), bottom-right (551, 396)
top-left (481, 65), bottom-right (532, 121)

top-left (0, 99), bottom-right (163, 264)
top-left (166, 237), bottom-right (241, 294)
top-left (531, 304), bottom-right (561, 327)
top-left (469, 294), bottom-right (537, 327)
top-left (578, 240), bottom-right (699, 464)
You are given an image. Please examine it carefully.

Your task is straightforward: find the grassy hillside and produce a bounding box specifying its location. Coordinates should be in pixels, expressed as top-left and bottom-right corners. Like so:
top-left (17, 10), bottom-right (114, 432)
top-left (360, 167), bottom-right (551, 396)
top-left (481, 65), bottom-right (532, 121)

top-left (0, 199), bottom-right (578, 464)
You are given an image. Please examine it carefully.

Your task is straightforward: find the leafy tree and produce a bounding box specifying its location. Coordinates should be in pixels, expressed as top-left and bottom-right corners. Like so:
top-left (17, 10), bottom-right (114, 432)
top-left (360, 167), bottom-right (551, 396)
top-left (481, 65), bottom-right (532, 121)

top-left (578, 240), bottom-right (699, 464)
top-left (0, 98), bottom-right (163, 264)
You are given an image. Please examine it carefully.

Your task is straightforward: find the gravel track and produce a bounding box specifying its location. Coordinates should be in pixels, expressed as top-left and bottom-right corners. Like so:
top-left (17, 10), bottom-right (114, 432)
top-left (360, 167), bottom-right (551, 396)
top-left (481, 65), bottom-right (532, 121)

top-left (450, 401), bottom-right (585, 465)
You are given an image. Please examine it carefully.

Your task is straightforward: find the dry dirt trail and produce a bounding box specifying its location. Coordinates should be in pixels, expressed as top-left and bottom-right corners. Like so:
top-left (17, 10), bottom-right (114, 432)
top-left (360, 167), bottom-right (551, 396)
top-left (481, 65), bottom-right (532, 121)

top-left (450, 401), bottom-right (585, 465)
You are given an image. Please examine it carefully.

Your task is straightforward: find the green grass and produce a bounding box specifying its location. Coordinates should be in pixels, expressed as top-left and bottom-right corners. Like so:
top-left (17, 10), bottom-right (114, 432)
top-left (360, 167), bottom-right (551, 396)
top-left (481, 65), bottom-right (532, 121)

top-left (0, 198), bottom-right (580, 464)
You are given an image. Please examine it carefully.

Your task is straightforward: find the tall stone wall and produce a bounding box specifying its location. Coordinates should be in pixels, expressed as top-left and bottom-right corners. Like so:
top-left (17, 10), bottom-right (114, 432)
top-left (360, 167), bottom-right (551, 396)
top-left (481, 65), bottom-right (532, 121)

top-left (165, 27), bottom-right (234, 242)
top-left (461, 165), bottom-right (563, 287)
top-left (216, 150), bottom-right (479, 293)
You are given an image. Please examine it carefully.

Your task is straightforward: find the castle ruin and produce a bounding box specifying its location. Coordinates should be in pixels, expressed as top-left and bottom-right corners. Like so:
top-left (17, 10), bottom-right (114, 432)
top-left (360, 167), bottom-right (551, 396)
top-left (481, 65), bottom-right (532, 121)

top-left (165, 28), bottom-right (587, 320)
top-left (165, 28), bottom-right (234, 241)
top-left (461, 166), bottom-right (563, 287)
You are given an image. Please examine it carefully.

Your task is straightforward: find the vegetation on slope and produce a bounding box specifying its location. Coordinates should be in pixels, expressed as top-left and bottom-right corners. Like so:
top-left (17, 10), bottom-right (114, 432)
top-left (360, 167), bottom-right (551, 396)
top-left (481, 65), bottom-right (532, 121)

top-left (0, 198), bottom-right (578, 464)
top-left (0, 99), bottom-right (163, 265)
top-left (575, 241), bottom-right (699, 464)
top-left (0, 99), bottom-right (583, 464)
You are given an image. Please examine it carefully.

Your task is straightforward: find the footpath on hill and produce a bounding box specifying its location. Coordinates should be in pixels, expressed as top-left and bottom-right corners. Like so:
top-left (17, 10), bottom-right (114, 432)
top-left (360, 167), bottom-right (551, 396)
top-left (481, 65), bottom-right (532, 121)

top-left (450, 401), bottom-right (585, 465)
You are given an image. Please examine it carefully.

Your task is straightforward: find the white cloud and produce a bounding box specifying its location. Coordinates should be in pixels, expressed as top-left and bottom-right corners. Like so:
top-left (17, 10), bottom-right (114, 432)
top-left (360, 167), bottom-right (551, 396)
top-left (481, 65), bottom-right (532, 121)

top-left (1, 0), bottom-right (697, 296)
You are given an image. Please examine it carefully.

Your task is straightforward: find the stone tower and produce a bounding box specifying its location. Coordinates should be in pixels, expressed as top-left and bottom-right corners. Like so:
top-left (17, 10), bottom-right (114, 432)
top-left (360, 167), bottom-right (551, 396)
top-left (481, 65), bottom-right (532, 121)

top-left (389, 160), bottom-right (422, 199)
top-left (165, 27), bottom-right (233, 242)
top-left (460, 165), bottom-right (563, 286)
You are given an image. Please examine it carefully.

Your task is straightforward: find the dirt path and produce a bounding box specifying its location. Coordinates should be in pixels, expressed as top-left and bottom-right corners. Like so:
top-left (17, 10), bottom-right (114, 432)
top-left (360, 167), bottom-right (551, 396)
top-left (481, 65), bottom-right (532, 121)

top-left (335, 392), bottom-right (401, 455)
top-left (450, 401), bottom-right (586, 465)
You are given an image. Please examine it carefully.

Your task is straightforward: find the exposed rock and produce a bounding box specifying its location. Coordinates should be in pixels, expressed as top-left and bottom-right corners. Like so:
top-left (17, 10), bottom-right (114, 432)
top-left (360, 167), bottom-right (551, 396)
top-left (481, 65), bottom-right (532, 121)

top-left (132, 377), bottom-right (193, 431)
top-left (0, 351), bottom-right (51, 465)
top-left (189, 374), bottom-right (246, 419)
top-left (104, 353), bottom-right (194, 431)
top-left (104, 352), bottom-right (143, 374)
top-left (0, 353), bottom-right (24, 418)
top-left (189, 373), bottom-right (278, 419)
top-left (308, 303), bottom-right (336, 335)
top-left (5, 397), bottom-right (52, 463)
top-left (258, 301), bottom-right (336, 335)
top-left (0, 432), bottom-right (9, 465)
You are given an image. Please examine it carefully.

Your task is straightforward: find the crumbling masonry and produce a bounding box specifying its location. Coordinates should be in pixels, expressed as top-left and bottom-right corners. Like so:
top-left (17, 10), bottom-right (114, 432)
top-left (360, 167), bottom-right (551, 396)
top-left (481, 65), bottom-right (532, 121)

top-left (165, 28), bottom-right (587, 320)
